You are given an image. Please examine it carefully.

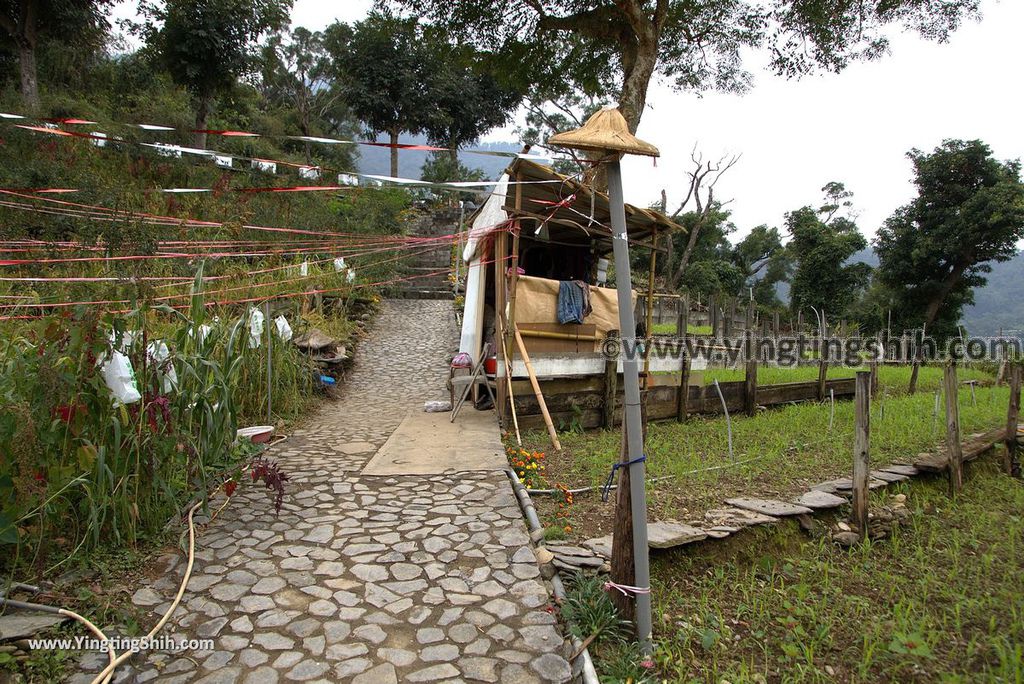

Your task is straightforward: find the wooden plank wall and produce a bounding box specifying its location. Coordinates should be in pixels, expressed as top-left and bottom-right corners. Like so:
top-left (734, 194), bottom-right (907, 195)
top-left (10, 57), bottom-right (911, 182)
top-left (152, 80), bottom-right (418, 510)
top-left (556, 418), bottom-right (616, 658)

top-left (512, 375), bottom-right (857, 431)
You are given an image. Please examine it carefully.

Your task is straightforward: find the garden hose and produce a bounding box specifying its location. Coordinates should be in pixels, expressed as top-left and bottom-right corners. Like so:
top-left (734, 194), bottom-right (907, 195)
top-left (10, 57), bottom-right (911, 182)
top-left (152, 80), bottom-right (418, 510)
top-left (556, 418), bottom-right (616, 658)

top-left (89, 501), bottom-right (201, 684)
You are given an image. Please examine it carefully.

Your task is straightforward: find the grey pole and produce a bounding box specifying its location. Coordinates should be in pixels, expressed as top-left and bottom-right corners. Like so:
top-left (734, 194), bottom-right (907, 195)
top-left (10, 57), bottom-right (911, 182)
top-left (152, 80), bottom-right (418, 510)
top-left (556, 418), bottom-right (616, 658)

top-left (605, 161), bottom-right (653, 652)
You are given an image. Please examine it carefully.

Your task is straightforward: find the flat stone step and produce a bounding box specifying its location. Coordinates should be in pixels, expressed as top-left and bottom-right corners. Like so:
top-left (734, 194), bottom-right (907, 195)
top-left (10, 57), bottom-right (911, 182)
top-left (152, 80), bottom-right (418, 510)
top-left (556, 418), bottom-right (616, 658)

top-left (726, 497), bottom-right (812, 517)
top-left (648, 521), bottom-right (708, 549)
top-left (792, 490), bottom-right (848, 509)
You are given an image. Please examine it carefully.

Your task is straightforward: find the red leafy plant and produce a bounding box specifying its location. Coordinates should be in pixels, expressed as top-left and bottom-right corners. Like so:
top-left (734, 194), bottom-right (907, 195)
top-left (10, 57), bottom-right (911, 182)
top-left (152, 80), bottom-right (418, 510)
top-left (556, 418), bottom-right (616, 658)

top-left (249, 457), bottom-right (289, 513)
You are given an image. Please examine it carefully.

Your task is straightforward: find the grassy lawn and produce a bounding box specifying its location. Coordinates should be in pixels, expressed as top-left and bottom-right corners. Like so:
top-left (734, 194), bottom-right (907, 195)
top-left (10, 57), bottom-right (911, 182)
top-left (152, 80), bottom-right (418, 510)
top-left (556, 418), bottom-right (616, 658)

top-left (701, 363), bottom-right (993, 391)
top-left (645, 460), bottom-right (1024, 682)
top-left (523, 367), bottom-right (1009, 543)
top-left (651, 322), bottom-right (713, 336)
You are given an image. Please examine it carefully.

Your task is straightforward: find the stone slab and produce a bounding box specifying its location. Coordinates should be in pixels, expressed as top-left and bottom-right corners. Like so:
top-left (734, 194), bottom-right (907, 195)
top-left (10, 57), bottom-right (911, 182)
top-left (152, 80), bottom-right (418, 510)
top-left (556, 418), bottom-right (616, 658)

top-left (581, 536), bottom-right (612, 559)
top-left (704, 507), bottom-right (777, 527)
top-left (870, 470), bottom-right (909, 483)
top-left (647, 521), bottom-right (708, 549)
top-left (880, 464), bottom-right (919, 476)
top-left (726, 497), bottom-right (811, 517)
top-left (361, 410), bottom-right (505, 475)
top-left (792, 490), bottom-right (847, 510)
top-left (0, 614), bottom-right (66, 641)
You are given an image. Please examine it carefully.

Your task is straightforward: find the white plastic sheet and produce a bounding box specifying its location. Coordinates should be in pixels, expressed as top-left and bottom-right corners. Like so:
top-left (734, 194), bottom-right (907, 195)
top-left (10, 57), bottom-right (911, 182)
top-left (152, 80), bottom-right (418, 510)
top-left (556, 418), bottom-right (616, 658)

top-left (147, 341), bottom-right (179, 394)
top-left (274, 315), bottom-right (293, 342)
top-left (99, 351), bottom-right (142, 405)
top-left (249, 309), bottom-right (265, 348)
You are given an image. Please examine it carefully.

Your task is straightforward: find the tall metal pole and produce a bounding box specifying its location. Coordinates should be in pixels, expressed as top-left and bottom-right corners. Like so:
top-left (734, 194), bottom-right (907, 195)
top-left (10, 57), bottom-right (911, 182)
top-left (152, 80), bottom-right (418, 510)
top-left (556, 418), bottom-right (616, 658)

top-left (606, 161), bottom-right (652, 651)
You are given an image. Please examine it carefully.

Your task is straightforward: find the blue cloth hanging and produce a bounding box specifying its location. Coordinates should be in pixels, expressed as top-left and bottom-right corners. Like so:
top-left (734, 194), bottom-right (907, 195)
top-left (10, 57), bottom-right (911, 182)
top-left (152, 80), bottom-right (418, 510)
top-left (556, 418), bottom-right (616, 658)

top-left (557, 280), bottom-right (586, 324)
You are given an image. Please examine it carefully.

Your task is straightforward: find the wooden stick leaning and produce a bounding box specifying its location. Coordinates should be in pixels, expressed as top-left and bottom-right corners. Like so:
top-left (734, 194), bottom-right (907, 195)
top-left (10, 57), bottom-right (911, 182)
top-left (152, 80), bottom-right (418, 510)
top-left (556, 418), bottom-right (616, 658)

top-left (500, 333), bottom-right (523, 446)
top-left (513, 324), bottom-right (562, 451)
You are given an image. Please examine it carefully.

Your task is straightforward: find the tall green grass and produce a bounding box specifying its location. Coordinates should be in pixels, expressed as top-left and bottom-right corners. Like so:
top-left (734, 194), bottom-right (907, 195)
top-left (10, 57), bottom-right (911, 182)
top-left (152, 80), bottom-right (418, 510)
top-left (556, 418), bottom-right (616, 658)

top-left (0, 271), bottom-right (319, 575)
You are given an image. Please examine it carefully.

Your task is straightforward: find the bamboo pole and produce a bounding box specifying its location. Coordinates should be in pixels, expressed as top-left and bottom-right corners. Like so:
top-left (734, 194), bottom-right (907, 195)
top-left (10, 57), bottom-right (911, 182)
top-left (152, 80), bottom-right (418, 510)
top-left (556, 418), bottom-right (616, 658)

top-left (499, 333), bottom-right (522, 446)
top-left (513, 325), bottom-right (561, 451)
top-left (518, 329), bottom-right (601, 342)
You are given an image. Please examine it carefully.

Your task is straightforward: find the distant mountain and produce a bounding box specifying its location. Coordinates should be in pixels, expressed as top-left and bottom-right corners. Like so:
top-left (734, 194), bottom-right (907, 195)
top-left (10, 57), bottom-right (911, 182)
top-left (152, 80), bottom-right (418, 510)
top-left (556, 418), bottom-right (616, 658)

top-left (963, 251), bottom-right (1024, 336)
top-left (354, 134), bottom-right (521, 180)
top-left (772, 247), bottom-right (1023, 336)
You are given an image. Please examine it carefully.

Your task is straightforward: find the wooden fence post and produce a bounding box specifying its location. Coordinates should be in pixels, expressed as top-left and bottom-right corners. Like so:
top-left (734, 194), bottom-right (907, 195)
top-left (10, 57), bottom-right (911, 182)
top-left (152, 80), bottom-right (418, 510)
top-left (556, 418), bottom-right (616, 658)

top-left (745, 357), bottom-right (758, 417)
top-left (1005, 363), bottom-right (1021, 477)
top-left (869, 359), bottom-right (879, 397)
top-left (679, 294), bottom-right (689, 337)
top-left (943, 362), bottom-right (963, 496)
top-left (603, 331), bottom-right (620, 430)
top-left (677, 356), bottom-right (691, 422)
top-left (852, 371), bottom-right (871, 538)
top-left (708, 295), bottom-right (718, 338)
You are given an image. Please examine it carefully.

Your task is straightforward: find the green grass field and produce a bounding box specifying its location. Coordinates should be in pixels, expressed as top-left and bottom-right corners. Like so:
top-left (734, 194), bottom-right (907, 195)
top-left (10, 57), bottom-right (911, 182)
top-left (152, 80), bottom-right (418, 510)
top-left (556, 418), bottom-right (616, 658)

top-left (535, 366), bottom-right (1022, 682)
top-left (645, 461), bottom-right (1024, 682)
top-left (701, 363), bottom-right (992, 391)
top-left (526, 367), bottom-right (1009, 541)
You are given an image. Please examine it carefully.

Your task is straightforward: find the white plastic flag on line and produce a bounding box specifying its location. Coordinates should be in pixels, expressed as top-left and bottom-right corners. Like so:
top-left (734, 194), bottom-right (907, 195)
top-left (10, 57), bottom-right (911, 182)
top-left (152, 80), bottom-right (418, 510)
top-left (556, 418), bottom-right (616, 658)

top-left (346, 270), bottom-right (356, 284)
top-left (249, 308), bottom-right (265, 348)
top-left (147, 340), bottom-right (179, 393)
top-left (99, 351), bottom-right (142, 405)
top-left (333, 257), bottom-right (346, 273)
top-left (275, 316), bottom-right (293, 342)
top-left (299, 261), bottom-right (309, 277)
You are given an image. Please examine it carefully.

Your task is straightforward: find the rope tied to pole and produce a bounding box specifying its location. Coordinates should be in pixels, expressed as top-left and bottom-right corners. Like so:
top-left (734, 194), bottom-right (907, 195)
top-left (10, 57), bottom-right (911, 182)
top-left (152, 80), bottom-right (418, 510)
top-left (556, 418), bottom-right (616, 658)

top-left (602, 454), bottom-right (647, 502)
top-left (603, 581), bottom-right (651, 596)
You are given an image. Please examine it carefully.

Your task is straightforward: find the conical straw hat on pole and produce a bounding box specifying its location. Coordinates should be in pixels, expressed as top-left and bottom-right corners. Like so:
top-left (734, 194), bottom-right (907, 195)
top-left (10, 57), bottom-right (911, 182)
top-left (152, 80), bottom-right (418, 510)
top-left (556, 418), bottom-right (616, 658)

top-left (547, 106), bottom-right (659, 158)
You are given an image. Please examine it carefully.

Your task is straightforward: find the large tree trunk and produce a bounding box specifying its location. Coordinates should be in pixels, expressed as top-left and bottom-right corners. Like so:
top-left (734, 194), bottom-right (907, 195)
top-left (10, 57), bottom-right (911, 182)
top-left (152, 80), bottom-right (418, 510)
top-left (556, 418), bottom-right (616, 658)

top-left (389, 129), bottom-right (400, 178)
top-left (18, 39), bottom-right (39, 113)
top-left (194, 96), bottom-right (211, 150)
top-left (909, 262), bottom-right (967, 393)
top-left (667, 219), bottom-right (703, 290)
top-left (618, 31), bottom-right (659, 134)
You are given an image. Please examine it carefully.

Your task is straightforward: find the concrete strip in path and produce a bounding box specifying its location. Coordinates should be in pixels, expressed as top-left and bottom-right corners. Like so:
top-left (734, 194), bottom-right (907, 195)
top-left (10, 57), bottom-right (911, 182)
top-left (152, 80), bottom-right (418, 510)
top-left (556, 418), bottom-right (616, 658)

top-left (361, 410), bottom-right (505, 476)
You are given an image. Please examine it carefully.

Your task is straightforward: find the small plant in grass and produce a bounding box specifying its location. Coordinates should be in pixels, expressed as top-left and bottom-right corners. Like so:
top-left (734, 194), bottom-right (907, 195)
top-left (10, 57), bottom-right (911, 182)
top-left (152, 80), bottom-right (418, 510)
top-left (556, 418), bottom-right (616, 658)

top-left (560, 573), bottom-right (631, 647)
top-left (508, 447), bottom-right (547, 488)
top-left (552, 483), bottom-right (574, 535)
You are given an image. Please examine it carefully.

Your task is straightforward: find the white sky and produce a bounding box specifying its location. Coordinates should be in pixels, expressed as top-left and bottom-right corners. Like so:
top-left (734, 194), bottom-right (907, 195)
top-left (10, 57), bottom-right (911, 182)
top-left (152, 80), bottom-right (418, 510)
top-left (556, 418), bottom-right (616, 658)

top-left (114, 0), bottom-right (1023, 241)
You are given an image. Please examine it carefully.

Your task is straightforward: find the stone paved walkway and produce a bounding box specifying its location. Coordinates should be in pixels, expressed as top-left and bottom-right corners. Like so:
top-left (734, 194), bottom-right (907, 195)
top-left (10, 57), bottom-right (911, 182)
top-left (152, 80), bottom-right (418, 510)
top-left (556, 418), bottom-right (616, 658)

top-left (83, 300), bottom-right (571, 683)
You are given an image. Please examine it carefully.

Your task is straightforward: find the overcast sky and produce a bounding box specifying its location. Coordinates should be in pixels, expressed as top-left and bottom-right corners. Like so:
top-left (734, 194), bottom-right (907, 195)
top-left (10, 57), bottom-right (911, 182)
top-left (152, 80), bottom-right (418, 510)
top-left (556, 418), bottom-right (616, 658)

top-left (116, 0), bottom-right (1023, 243)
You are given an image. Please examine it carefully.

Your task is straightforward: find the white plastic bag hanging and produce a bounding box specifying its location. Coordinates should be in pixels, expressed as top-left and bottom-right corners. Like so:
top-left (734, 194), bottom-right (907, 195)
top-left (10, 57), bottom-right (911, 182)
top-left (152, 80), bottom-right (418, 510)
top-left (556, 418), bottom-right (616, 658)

top-left (274, 315), bottom-right (293, 342)
top-left (147, 341), bottom-right (179, 394)
top-left (346, 270), bottom-right (356, 284)
top-left (299, 261), bottom-right (309, 277)
top-left (99, 351), bottom-right (142, 405)
top-left (249, 308), bottom-right (265, 348)
top-left (333, 257), bottom-right (346, 273)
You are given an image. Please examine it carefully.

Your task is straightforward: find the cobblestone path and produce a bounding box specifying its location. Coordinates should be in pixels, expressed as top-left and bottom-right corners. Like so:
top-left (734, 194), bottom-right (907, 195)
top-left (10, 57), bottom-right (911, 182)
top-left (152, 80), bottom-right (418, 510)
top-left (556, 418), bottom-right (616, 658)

top-left (88, 300), bottom-right (572, 684)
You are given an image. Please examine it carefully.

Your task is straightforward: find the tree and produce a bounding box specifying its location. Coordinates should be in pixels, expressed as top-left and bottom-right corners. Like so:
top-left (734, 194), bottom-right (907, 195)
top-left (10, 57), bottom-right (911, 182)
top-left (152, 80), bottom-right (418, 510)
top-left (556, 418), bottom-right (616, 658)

top-left (326, 15), bottom-right (438, 178)
top-left (422, 50), bottom-right (522, 166)
top-left (138, 0), bottom-right (291, 148)
top-left (787, 182), bottom-right (871, 323)
top-left (659, 148), bottom-right (739, 291)
top-left (260, 27), bottom-right (353, 163)
top-left (733, 224), bottom-right (789, 307)
top-left (380, 0), bottom-right (981, 134)
top-left (875, 140), bottom-right (1024, 341)
top-left (0, 0), bottom-right (111, 111)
